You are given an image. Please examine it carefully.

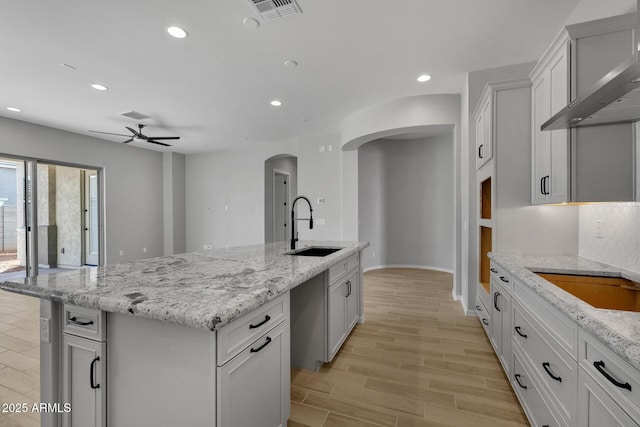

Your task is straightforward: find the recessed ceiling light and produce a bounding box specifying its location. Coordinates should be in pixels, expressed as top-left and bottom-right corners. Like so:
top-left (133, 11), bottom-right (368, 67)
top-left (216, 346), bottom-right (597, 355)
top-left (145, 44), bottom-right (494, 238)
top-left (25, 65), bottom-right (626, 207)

top-left (91, 84), bottom-right (108, 91)
top-left (6, 107), bottom-right (21, 112)
top-left (417, 74), bottom-right (432, 83)
top-left (270, 100), bottom-right (282, 107)
top-left (167, 26), bottom-right (188, 39)
top-left (284, 60), bottom-right (298, 69)
top-left (242, 18), bottom-right (260, 29)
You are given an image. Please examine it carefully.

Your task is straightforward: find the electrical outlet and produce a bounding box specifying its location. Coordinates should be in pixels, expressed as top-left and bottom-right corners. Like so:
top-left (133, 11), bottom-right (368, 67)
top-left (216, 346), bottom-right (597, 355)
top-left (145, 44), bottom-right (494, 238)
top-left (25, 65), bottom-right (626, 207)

top-left (328, 145), bottom-right (333, 151)
top-left (372, 250), bottom-right (376, 258)
top-left (224, 205), bottom-right (229, 211)
top-left (143, 247), bottom-right (147, 253)
top-left (319, 145), bottom-right (326, 152)
top-left (203, 244), bottom-right (213, 250)
top-left (40, 318), bottom-right (50, 343)
top-left (119, 250), bottom-right (124, 256)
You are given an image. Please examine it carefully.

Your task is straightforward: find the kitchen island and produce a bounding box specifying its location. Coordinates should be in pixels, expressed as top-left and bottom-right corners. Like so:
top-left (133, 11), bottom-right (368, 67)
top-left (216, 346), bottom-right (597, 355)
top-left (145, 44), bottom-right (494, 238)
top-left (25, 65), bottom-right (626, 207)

top-left (0, 240), bottom-right (368, 427)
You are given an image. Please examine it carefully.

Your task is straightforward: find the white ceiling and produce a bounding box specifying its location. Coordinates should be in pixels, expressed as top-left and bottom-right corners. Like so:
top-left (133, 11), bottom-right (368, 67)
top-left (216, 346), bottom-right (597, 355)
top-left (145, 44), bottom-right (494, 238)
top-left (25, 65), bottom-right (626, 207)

top-left (0, 0), bottom-right (582, 154)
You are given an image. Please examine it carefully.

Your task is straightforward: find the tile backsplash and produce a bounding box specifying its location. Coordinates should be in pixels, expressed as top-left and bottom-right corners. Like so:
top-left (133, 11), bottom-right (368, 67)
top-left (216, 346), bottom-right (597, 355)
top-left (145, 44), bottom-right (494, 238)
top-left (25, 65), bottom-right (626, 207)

top-left (579, 203), bottom-right (640, 274)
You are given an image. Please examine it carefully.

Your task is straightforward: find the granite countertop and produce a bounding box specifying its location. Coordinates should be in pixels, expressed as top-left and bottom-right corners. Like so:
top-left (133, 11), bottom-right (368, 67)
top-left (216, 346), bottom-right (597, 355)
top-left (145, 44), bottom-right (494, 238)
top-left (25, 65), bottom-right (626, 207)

top-left (489, 252), bottom-right (640, 372)
top-left (0, 241), bottom-right (368, 331)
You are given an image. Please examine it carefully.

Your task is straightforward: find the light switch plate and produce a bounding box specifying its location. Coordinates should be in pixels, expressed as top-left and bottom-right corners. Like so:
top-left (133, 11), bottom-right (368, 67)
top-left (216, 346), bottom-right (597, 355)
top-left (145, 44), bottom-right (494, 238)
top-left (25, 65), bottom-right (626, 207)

top-left (40, 318), bottom-right (50, 343)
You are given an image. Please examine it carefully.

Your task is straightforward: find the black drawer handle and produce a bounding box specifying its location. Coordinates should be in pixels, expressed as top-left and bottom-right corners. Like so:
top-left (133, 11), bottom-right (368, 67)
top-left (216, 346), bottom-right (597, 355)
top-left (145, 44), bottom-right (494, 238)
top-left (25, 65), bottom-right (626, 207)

top-left (69, 316), bottom-right (94, 326)
top-left (494, 292), bottom-right (501, 311)
top-left (490, 268), bottom-right (498, 273)
top-left (499, 276), bottom-right (509, 283)
top-left (479, 144), bottom-right (484, 159)
top-left (90, 357), bottom-right (100, 389)
top-left (594, 361), bottom-right (632, 391)
top-left (514, 374), bottom-right (527, 389)
top-left (482, 318), bottom-right (489, 326)
top-left (250, 336), bottom-right (272, 353)
top-left (475, 305), bottom-right (481, 311)
top-left (514, 326), bottom-right (527, 339)
top-left (542, 362), bottom-right (562, 382)
top-left (249, 315), bottom-right (271, 329)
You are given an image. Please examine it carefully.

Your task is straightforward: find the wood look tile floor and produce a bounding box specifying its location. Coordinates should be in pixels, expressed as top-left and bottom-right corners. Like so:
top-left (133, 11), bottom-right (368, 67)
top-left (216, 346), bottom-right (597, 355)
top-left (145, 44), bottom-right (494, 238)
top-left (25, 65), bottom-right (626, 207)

top-left (289, 268), bottom-right (528, 427)
top-left (0, 290), bottom-right (40, 427)
top-left (0, 269), bottom-right (528, 427)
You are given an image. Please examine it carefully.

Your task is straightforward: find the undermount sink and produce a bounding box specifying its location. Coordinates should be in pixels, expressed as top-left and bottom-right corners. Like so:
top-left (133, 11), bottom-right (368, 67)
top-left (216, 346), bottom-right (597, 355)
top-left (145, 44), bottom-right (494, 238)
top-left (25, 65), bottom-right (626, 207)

top-left (287, 247), bottom-right (342, 257)
top-left (536, 273), bottom-right (640, 312)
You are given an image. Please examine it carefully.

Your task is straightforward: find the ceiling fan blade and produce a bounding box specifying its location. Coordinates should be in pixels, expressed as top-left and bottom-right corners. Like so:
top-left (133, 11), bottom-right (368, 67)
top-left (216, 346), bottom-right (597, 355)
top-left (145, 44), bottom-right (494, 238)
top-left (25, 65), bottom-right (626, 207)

top-left (89, 130), bottom-right (132, 137)
top-left (125, 126), bottom-right (140, 136)
top-left (122, 138), bottom-right (134, 144)
top-left (148, 140), bottom-right (172, 147)
top-left (147, 136), bottom-right (180, 140)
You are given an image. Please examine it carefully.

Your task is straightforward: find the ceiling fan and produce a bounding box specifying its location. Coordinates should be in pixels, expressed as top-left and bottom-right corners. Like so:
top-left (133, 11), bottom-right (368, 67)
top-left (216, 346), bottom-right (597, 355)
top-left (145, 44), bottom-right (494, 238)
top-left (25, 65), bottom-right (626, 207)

top-left (90, 124), bottom-right (180, 147)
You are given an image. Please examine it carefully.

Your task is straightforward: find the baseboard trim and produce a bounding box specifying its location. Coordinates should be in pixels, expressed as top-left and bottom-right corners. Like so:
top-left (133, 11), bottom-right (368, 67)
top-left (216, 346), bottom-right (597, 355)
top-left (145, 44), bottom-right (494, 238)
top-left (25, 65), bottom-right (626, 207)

top-left (465, 308), bottom-right (477, 317)
top-left (363, 264), bottom-right (454, 274)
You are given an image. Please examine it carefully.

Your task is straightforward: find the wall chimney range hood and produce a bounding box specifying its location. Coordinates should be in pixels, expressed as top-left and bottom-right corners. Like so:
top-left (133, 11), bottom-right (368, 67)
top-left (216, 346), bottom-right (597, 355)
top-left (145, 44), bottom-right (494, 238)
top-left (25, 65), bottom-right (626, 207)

top-left (542, 1), bottom-right (640, 131)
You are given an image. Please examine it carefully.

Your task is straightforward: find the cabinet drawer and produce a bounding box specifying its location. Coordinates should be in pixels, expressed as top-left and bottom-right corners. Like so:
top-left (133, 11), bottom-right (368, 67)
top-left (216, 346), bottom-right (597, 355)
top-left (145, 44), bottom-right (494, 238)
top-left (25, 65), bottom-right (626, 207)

top-left (579, 367), bottom-right (640, 427)
top-left (513, 278), bottom-right (577, 358)
top-left (217, 292), bottom-right (289, 366)
top-left (579, 329), bottom-right (640, 420)
top-left (329, 254), bottom-right (359, 284)
top-left (512, 346), bottom-right (564, 427)
top-left (490, 262), bottom-right (512, 291)
top-left (512, 301), bottom-right (577, 425)
top-left (63, 304), bottom-right (106, 341)
top-left (475, 296), bottom-right (491, 338)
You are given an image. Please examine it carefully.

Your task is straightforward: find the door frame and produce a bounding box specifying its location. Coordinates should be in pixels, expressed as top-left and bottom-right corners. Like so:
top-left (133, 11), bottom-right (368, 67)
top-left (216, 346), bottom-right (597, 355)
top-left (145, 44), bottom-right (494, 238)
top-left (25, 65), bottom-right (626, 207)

top-left (0, 152), bottom-right (105, 274)
top-left (272, 169), bottom-right (290, 244)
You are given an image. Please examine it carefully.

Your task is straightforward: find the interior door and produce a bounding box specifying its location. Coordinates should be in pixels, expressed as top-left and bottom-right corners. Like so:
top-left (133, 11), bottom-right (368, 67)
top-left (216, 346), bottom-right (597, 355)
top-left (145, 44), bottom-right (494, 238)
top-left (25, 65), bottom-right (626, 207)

top-left (273, 172), bottom-right (289, 243)
top-left (84, 170), bottom-right (99, 266)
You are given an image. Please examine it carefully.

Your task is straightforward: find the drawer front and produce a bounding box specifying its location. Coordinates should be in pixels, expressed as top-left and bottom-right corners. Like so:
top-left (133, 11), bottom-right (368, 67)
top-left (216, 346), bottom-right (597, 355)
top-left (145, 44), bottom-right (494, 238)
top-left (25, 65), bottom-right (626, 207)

top-left (63, 304), bottom-right (106, 341)
top-left (475, 296), bottom-right (491, 338)
top-left (512, 346), bottom-right (564, 427)
top-left (512, 301), bottom-right (577, 424)
top-left (512, 277), bottom-right (577, 358)
top-left (490, 262), bottom-right (512, 292)
top-left (579, 329), bottom-right (640, 420)
top-left (329, 254), bottom-right (359, 284)
top-left (217, 292), bottom-right (289, 366)
top-left (579, 367), bottom-right (640, 427)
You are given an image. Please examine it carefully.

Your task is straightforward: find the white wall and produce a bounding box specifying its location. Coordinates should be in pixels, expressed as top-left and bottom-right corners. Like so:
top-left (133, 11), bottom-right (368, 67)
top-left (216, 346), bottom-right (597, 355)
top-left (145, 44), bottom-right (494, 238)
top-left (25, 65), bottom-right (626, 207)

top-left (565, 0), bottom-right (635, 25)
top-left (359, 134), bottom-right (454, 271)
top-left (0, 117), bottom-right (165, 264)
top-left (163, 152), bottom-right (186, 255)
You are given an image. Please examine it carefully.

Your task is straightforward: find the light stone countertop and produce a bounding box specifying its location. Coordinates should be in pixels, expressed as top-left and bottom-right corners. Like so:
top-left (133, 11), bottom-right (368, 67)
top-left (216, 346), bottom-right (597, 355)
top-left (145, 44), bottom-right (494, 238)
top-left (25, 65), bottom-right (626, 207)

top-left (489, 253), bottom-right (640, 372)
top-left (0, 241), bottom-right (368, 331)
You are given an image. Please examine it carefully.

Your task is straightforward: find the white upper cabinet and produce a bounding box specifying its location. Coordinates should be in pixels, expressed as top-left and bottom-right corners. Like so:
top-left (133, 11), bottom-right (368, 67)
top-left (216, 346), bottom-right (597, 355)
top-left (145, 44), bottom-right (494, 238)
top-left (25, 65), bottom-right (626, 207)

top-left (530, 32), bottom-right (570, 205)
top-left (475, 91), bottom-right (493, 169)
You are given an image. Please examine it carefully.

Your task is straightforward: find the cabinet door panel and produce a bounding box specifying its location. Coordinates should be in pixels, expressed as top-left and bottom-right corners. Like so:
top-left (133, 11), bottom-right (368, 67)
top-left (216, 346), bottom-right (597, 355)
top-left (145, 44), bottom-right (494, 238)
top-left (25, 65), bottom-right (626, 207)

top-left (475, 107), bottom-right (486, 169)
top-left (548, 49), bottom-right (569, 203)
top-left (328, 281), bottom-right (348, 359)
top-left (532, 76), bottom-right (550, 204)
top-left (578, 368), bottom-right (639, 427)
top-left (346, 269), bottom-right (360, 331)
top-left (62, 334), bottom-right (106, 427)
top-left (218, 321), bottom-right (290, 427)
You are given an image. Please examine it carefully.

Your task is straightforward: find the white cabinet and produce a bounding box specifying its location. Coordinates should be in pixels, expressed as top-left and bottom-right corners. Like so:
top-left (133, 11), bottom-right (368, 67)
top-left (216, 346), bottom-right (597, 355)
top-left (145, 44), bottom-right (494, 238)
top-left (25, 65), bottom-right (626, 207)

top-left (217, 321), bottom-right (290, 427)
top-left (490, 274), bottom-right (511, 376)
top-left (578, 368), bottom-right (639, 427)
top-left (530, 33), bottom-right (570, 205)
top-left (475, 94), bottom-right (493, 169)
top-left (217, 292), bottom-right (290, 427)
top-left (328, 267), bottom-right (360, 360)
top-left (62, 306), bottom-right (107, 427)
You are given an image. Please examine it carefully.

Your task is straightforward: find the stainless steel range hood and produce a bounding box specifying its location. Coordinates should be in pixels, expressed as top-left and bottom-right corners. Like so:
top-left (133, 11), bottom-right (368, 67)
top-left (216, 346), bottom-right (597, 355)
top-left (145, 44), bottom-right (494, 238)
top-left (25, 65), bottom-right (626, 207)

top-left (542, 2), bottom-right (640, 131)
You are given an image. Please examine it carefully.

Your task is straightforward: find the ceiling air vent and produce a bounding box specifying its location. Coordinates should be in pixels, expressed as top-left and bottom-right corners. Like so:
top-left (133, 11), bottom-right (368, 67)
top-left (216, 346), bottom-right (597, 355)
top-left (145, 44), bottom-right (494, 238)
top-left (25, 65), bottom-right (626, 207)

top-left (250, 0), bottom-right (301, 22)
top-left (119, 110), bottom-right (151, 120)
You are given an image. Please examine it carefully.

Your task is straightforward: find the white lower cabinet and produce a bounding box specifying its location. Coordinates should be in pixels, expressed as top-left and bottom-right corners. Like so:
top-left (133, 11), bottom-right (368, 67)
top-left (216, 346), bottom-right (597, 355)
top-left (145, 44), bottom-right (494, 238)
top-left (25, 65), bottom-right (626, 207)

top-left (217, 320), bottom-right (290, 427)
top-left (578, 368), bottom-right (639, 427)
top-left (328, 266), bottom-right (360, 360)
top-left (61, 333), bottom-right (106, 427)
top-left (490, 277), bottom-right (511, 375)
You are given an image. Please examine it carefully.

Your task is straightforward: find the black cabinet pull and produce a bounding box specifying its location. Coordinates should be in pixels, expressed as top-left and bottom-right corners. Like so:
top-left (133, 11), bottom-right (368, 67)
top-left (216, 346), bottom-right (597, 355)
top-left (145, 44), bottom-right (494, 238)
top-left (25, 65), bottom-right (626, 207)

top-left (249, 315), bottom-right (271, 329)
top-left (542, 362), bottom-right (562, 382)
top-left (475, 305), bottom-right (481, 311)
top-left (494, 292), bottom-right (501, 311)
top-left (594, 361), bottom-right (632, 391)
top-left (346, 280), bottom-right (351, 297)
top-left (544, 175), bottom-right (550, 195)
top-left (482, 318), bottom-right (489, 326)
top-left (540, 177), bottom-right (545, 196)
top-left (69, 316), bottom-right (94, 326)
top-left (514, 326), bottom-right (527, 338)
top-left (490, 268), bottom-right (498, 273)
top-left (250, 336), bottom-right (272, 353)
top-left (90, 356), bottom-right (100, 389)
top-left (499, 276), bottom-right (509, 283)
top-left (514, 374), bottom-right (527, 389)
top-left (479, 144), bottom-right (484, 159)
